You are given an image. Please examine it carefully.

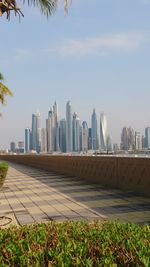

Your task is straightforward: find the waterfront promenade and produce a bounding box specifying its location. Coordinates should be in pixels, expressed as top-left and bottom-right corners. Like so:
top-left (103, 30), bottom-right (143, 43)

top-left (0, 162), bottom-right (149, 226)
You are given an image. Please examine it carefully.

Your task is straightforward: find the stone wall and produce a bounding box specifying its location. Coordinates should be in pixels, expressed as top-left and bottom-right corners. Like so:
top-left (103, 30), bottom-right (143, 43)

top-left (0, 155), bottom-right (150, 197)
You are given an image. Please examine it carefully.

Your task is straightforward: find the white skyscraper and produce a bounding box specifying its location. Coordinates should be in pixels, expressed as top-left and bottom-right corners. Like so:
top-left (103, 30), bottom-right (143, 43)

top-left (46, 108), bottom-right (54, 152)
top-left (91, 109), bottom-right (98, 150)
top-left (31, 112), bottom-right (41, 152)
top-left (66, 101), bottom-right (73, 152)
top-left (60, 119), bottom-right (66, 153)
top-left (53, 101), bottom-right (58, 151)
top-left (73, 112), bottom-right (81, 152)
top-left (40, 128), bottom-right (47, 153)
top-left (82, 121), bottom-right (88, 153)
top-left (135, 131), bottom-right (142, 150)
top-left (100, 112), bottom-right (108, 151)
top-left (121, 127), bottom-right (135, 150)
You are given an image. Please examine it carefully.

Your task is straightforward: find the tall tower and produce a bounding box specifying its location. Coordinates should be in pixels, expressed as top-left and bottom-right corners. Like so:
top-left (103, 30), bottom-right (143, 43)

top-left (25, 128), bottom-right (30, 153)
top-left (66, 101), bottom-right (73, 152)
top-left (121, 127), bottom-right (134, 150)
top-left (31, 112), bottom-right (41, 152)
top-left (91, 109), bottom-right (98, 150)
top-left (40, 128), bottom-right (47, 153)
top-left (100, 112), bottom-right (108, 151)
top-left (73, 112), bottom-right (81, 152)
top-left (135, 131), bottom-right (142, 150)
top-left (46, 108), bottom-right (54, 153)
top-left (53, 101), bottom-right (59, 151)
top-left (82, 121), bottom-right (88, 153)
top-left (60, 119), bottom-right (67, 153)
top-left (145, 127), bottom-right (150, 149)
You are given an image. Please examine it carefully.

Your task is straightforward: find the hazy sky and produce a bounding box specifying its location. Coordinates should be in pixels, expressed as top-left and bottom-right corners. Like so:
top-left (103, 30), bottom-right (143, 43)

top-left (1, 0), bottom-right (150, 149)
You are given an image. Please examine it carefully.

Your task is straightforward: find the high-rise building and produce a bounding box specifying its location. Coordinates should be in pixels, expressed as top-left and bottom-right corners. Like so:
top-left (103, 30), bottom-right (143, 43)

top-left (91, 109), bottom-right (98, 150)
top-left (100, 112), bottom-right (108, 151)
top-left (40, 128), bottom-right (47, 153)
top-left (16, 141), bottom-right (24, 153)
top-left (135, 131), bottom-right (142, 150)
top-left (25, 128), bottom-right (30, 153)
top-left (46, 108), bottom-right (54, 153)
top-left (73, 112), bottom-right (81, 152)
top-left (121, 127), bottom-right (128, 150)
top-left (66, 101), bottom-right (73, 152)
top-left (18, 141), bottom-right (24, 149)
top-left (82, 121), bottom-right (88, 152)
top-left (113, 143), bottom-right (119, 153)
top-left (88, 128), bottom-right (92, 150)
top-left (106, 135), bottom-right (112, 152)
top-left (60, 119), bottom-right (66, 153)
top-left (10, 142), bottom-right (16, 153)
top-left (121, 127), bottom-right (135, 150)
top-left (56, 121), bottom-right (60, 152)
top-left (145, 127), bottom-right (150, 149)
top-left (31, 112), bottom-right (41, 152)
top-left (53, 101), bottom-right (59, 151)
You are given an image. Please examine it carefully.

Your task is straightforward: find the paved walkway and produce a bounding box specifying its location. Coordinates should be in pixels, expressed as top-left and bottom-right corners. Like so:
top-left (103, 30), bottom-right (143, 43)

top-left (0, 162), bottom-right (150, 226)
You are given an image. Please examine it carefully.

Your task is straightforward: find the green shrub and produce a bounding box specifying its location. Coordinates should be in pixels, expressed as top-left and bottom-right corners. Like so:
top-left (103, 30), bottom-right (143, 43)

top-left (0, 221), bottom-right (149, 266)
top-left (0, 162), bottom-right (8, 189)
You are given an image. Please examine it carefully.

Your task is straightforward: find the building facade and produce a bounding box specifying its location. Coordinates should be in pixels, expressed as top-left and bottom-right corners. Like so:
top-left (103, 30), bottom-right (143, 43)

top-left (66, 101), bottom-right (73, 152)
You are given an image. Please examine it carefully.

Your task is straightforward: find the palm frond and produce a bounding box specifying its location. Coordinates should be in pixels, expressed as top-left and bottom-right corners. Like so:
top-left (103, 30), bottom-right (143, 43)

top-left (24, 0), bottom-right (58, 17)
top-left (0, 82), bottom-right (13, 105)
top-left (0, 0), bottom-right (69, 19)
top-left (0, 73), bottom-right (4, 81)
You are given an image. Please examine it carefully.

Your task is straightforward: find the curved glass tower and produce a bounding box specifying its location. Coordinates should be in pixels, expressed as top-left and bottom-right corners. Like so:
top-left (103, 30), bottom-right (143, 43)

top-left (100, 112), bottom-right (107, 151)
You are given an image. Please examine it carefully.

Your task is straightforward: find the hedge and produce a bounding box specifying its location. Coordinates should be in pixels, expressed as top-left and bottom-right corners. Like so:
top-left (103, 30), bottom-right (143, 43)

top-left (0, 162), bottom-right (8, 189)
top-left (0, 221), bottom-right (149, 266)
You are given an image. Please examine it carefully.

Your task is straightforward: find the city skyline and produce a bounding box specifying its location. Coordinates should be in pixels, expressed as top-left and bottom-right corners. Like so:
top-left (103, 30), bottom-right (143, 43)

top-left (2, 100), bottom-right (150, 154)
top-left (1, 98), bottom-right (150, 150)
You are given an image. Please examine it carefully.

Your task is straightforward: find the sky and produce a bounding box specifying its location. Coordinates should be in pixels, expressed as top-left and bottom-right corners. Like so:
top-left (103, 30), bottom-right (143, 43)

top-left (0, 0), bottom-right (150, 149)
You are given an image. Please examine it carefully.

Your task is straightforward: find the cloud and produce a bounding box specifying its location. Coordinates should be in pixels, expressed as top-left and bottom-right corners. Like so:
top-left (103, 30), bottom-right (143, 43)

top-left (46, 32), bottom-right (147, 57)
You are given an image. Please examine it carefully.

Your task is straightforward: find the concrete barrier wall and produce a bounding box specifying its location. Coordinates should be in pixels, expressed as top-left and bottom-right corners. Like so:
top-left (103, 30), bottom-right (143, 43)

top-left (0, 155), bottom-right (150, 197)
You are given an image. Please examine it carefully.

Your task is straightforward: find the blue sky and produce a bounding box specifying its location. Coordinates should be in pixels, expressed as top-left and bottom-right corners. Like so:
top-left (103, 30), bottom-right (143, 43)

top-left (1, 0), bottom-right (150, 148)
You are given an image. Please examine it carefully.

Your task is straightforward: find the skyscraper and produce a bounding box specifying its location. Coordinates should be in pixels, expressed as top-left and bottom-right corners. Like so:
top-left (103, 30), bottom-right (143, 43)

top-left (60, 119), bottom-right (66, 153)
top-left (40, 128), bottom-right (47, 153)
top-left (91, 109), bottom-right (98, 150)
top-left (100, 112), bottom-right (108, 151)
top-left (82, 121), bottom-right (89, 152)
top-left (73, 112), bottom-right (81, 152)
top-left (31, 112), bottom-right (41, 152)
top-left (145, 127), bottom-right (150, 149)
top-left (88, 128), bottom-right (92, 150)
top-left (66, 101), bottom-right (73, 152)
top-left (135, 131), bottom-right (142, 150)
top-left (10, 142), bottom-right (16, 153)
top-left (25, 128), bottom-right (30, 153)
top-left (121, 127), bottom-right (135, 150)
top-left (53, 101), bottom-right (58, 151)
top-left (46, 108), bottom-right (54, 153)
top-left (106, 135), bottom-right (112, 152)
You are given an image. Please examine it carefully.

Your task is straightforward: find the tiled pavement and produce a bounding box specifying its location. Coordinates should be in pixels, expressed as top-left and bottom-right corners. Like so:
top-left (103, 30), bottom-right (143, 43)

top-left (0, 162), bottom-right (150, 226)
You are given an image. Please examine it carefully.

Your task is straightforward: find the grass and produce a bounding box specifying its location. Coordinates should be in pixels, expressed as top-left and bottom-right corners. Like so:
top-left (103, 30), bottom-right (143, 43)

top-left (0, 162), bottom-right (8, 189)
top-left (0, 220), bottom-right (149, 266)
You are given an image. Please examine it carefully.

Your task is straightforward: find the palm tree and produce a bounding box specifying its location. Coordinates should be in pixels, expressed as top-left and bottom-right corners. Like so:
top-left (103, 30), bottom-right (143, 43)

top-left (0, 73), bottom-right (13, 115)
top-left (0, 0), bottom-right (69, 20)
